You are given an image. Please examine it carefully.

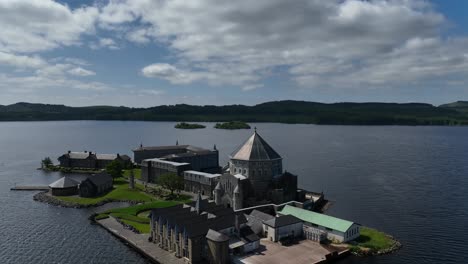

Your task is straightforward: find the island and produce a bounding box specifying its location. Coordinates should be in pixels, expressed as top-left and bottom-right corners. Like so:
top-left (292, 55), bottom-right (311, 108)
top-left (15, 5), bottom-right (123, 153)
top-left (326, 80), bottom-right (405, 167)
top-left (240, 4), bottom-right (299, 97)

top-left (175, 122), bottom-right (206, 129)
top-left (214, 121), bottom-right (251, 129)
top-left (24, 131), bottom-right (402, 264)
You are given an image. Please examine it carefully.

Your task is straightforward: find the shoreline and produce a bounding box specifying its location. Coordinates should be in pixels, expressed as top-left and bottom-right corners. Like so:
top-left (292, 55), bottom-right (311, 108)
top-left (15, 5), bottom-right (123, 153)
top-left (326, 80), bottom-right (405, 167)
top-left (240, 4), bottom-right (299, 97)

top-left (33, 191), bottom-right (140, 209)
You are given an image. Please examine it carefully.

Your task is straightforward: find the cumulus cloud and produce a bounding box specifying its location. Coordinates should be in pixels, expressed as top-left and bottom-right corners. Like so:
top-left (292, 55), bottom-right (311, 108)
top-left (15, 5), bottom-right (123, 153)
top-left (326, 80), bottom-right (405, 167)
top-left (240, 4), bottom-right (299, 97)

top-left (141, 63), bottom-right (203, 84)
top-left (89, 38), bottom-right (119, 50)
top-left (68, 67), bottom-right (96, 76)
top-left (0, 52), bottom-right (46, 68)
top-left (117, 0), bottom-right (467, 89)
top-left (0, 0), bottom-right (99, 53)
top-left (2, 0), bottom-right (468, 101)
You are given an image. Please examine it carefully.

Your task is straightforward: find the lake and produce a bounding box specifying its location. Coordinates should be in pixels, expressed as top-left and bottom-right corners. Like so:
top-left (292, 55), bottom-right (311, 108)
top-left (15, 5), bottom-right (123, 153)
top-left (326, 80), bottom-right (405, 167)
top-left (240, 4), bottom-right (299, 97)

top-left (0, 121), bottom-right (466, 264)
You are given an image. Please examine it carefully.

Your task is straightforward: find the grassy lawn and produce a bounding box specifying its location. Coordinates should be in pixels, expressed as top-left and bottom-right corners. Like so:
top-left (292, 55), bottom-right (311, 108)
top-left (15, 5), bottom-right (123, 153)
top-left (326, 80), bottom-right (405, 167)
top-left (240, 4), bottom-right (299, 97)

top-left (121, 219), bottom-right (151, 233)
top-left (123, 168), bottom-right (142, 180)
top-left (97, 199), bottom-right (191, 234)
top-left (57, 178), bottom-right (153, 206)
top-left (349, 227), bottom-right (396, 253)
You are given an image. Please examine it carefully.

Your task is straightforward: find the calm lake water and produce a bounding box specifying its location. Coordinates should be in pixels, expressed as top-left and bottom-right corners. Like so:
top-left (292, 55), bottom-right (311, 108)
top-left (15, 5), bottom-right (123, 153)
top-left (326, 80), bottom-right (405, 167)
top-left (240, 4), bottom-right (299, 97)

top-left (0, 121), bottom-right (467, 264)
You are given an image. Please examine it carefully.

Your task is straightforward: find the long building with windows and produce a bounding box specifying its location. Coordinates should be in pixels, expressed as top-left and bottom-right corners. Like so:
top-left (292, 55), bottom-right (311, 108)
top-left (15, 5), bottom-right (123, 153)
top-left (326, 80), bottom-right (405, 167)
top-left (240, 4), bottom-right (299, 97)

top-left (133, 144), bottom-right (219, 173)
top-left (278, 205), bottom-right (360, 243)
top-left (149, 194), bottom-right (259, 263)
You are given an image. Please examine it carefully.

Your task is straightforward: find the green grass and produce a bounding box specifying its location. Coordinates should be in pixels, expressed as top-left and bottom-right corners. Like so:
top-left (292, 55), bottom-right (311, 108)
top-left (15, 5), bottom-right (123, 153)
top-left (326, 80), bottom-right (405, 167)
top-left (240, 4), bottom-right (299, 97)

top-left (97, 199), bottom-right (190, 235)
top-left (57, 178), bottom-right (153, 205)
top-left (121, 219), bottom-right (151, 233)
top-left (123, 168), bottom-right (142, 180)
top-left (104, 200), bottom-right (184, 215)
top-left (352, 227), bottom-right (395, 251)
top-left (95, 213), bottom-right (109, 220)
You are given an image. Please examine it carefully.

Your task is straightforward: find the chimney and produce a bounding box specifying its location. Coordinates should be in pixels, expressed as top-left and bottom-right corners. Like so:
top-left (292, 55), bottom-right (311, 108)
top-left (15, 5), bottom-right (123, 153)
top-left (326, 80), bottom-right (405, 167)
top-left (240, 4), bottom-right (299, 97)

top-left (68, 150), bottom-right (71, 154)
top-left (117, 153), bottom-right (120, 158)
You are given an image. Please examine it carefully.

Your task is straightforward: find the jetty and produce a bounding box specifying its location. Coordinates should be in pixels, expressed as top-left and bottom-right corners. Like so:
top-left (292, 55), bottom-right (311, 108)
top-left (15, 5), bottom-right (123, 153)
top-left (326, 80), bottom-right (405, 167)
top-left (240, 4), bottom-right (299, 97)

top-left (96, 216), bottom-right (185, 264)
top-left (10, 186), bottom-right (49, 191)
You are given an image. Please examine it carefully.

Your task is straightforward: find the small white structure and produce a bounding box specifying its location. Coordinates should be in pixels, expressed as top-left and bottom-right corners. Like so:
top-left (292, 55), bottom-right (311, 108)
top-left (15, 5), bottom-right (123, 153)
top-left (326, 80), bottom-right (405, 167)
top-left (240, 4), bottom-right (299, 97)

top-left (263, 214), bottom-right (303, 242)
top-left (278, 205), bottom-right (360, 243)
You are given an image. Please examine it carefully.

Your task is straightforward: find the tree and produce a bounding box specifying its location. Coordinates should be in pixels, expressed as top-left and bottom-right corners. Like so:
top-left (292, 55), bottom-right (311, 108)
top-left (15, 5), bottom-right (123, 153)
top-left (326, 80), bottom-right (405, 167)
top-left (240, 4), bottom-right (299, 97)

top-left (41, 157), bottom-right (53, 168)
top-left (106, 160), bottom-right (123, 183)
top-left (158, 173), bottom-right (184, 197)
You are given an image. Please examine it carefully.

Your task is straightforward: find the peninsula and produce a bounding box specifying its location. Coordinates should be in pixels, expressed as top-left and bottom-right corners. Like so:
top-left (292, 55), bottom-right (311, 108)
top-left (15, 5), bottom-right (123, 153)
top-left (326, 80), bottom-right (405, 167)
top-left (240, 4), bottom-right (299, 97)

top-left (1, 100), bottom-right (468, 125)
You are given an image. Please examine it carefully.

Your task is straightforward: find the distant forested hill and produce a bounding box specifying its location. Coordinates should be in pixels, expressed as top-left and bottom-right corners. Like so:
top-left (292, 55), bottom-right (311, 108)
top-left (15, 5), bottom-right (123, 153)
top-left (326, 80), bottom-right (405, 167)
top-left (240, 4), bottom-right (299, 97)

top-left (1, 101), bottom-right (468, 125)
top-left (440, 101), bottom-right (468, 114)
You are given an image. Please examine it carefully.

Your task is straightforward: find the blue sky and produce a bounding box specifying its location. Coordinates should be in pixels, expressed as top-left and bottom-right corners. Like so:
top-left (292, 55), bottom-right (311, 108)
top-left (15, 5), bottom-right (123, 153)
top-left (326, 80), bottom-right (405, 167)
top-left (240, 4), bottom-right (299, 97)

top-left (1, 0), bottom-right (468, 107)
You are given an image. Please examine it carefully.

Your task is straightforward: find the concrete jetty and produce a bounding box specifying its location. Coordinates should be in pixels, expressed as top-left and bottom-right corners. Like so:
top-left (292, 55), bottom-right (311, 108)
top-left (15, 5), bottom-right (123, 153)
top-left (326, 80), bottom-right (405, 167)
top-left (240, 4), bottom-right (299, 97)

top-left (10, 186), bottom-right (49, 191)
top-left (96, 217), bottom-right (185, 264)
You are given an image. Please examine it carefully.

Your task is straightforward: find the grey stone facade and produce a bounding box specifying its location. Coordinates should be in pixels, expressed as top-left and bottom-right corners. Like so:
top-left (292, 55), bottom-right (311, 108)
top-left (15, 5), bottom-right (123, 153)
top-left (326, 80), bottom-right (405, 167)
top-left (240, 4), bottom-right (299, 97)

top-left (149, 196), bottom-right (259, 263)
top-left (133, 145), bottom-right (219, 173)
top-left (141, 158), bottom-right (191, 183)
top-left (214, 131), bottom-right (301, 210)
top-left (183, 170), bottom-right (221, 198)
top-left (58, 151), bottom-right (131, 169)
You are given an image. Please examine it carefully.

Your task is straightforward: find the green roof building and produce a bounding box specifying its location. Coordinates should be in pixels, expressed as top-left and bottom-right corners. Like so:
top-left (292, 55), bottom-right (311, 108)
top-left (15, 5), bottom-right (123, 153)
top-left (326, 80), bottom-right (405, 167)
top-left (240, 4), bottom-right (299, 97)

top-left (278, 205), bottom-right (360, 243)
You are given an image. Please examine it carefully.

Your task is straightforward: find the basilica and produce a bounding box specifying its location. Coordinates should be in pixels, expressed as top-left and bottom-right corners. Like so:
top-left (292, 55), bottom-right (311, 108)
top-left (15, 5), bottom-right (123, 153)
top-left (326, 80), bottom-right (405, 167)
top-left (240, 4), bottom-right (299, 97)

top-left (214, 129), bottom-right (307, 210)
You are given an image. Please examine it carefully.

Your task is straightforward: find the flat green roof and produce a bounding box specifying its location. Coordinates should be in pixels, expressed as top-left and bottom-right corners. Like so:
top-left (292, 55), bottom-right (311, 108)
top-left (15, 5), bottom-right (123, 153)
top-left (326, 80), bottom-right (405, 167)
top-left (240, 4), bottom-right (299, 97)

top-left (278, 205), bottom-right (354, 233)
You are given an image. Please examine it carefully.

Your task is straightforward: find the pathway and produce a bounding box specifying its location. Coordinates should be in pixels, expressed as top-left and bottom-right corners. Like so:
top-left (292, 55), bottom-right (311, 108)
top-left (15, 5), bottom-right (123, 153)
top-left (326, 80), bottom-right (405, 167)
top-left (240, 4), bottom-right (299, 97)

top-left (97, 217), bottom-right (186, 264)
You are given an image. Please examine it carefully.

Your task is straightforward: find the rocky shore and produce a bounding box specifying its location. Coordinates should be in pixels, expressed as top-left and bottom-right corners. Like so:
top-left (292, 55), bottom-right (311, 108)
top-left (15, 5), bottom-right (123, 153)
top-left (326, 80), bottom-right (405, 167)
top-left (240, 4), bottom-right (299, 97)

top-left (350, 235), bottom-right (402, 257)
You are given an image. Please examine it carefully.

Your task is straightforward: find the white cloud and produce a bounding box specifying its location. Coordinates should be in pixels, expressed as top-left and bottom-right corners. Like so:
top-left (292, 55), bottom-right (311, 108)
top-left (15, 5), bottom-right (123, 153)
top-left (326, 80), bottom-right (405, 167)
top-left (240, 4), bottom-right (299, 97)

top-left (68, 67), bottom-right (96, 76)
top-left (242, 84), bottom-right (263, 91)
top-left (89, 38), bottom-right (119, 50)
top-left (0, 73), bottom-right (111, 92)
top-left (126, 28), bottom-right (152, 44)
top-left (137, 89), bottom-right (165, 96)
top-left (0, 0), bottom-right (99, 53)
top-left (117, 0), bottom-right (467, 89)
top-left (141, 63), bottom-right (202, 84)
top-left (0, 52), bottom-right (46, 68)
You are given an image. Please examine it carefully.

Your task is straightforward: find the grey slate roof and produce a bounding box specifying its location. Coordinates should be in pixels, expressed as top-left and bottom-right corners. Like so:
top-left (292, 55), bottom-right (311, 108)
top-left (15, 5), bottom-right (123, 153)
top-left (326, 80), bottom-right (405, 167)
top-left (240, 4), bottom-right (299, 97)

top-left (230, 131), bottom-right (281, 161)
top-left (86, 172), bottom-right (113, 186)
top-left (61, 152), bottom-right (130, 161)
top-left (247, 210), bottom-right (275, 235)
top-left (263, 214), bottom-right (302, 228)
top-left (250, 210), bottom-right (275, 222)
top-left (49, 176), bottom-right (79, 188)
top-left (67, 152), bottom-right (92, 159)
top-left (206, 229), bottom-right (230, 242)
top-left (133, 145), bottom-right (213, 154)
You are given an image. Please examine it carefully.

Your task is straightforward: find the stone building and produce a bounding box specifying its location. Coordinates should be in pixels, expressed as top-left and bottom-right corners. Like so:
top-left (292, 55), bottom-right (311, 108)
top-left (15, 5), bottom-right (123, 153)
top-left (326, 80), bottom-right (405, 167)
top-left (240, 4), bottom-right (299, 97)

top-left (278, 205), bottom-right (361, 243)
top-left (133, 144), bottom-right (219, 172)
top-left (213, 130), bottom-right (303, 210)
top-left (149, 194), bottom-right (259, 263)
top-left (205, 229), bottom-right (230, 264)
top-left (184, 170), bottom-right (221, 198)
top-left (79, 172), bottom-right (113, 197)
top-left (58, 151), bottom-right (131, 169)
top-left (263, 214), bottom-right (303, 242)
top-left (141, 158), bottom-right (191, 183)
top-left (48, 176), bottom-right (79, 196)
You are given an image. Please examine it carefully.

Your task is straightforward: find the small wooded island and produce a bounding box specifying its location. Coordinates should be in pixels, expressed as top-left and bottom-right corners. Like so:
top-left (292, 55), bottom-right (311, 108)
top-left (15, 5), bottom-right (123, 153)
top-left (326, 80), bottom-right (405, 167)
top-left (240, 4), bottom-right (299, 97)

top-left (174, 122), bottom-right (206, 129)
top-left (214, 121), bottom-right (251, 129)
